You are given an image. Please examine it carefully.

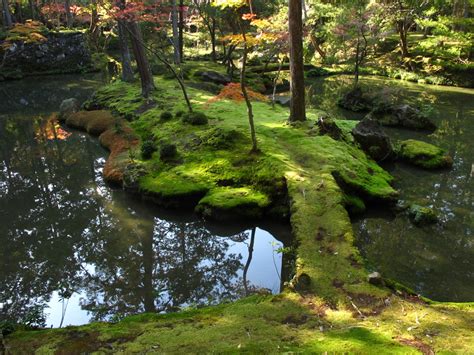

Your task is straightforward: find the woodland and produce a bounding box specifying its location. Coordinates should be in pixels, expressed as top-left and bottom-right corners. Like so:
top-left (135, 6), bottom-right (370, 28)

top-left (0, 0), bottom-right (473, 353)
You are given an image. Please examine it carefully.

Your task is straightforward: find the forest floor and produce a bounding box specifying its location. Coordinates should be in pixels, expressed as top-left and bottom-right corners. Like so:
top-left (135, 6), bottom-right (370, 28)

top-left (5, 62), bottom-right (474, 354)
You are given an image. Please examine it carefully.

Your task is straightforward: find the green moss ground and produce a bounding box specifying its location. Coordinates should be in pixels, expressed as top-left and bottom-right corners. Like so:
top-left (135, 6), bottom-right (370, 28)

top-left (5, 65), bottom-right (473, 353)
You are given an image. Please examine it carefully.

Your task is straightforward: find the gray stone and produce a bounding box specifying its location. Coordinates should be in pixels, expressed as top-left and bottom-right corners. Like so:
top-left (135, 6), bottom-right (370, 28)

top-left (352, 117), bottom-right (393, 161)
top-left (201, 71), bottom-right (231, 85)
top-left (408, 204), bottom-right (438, 226)
top-left (59, 98), bottom-right (80, 121)
top-left (273, 95), bottom-right (291, 107)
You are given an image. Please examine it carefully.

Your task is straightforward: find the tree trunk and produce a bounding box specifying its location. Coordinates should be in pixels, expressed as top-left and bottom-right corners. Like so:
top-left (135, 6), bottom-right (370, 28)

top-left (1, 0), bottom-right (12, 28)
top-left (288, 0), bottom-right (306, 122)
top-left (28, 0), bottom-right (36, 20)
top-left (397, 21), bottom-right (409, 58)
top-left (239, 22), bottom-right (258, 152)
top-left (64, 0), bottom-right (73, 27)
top-left (127, 21), bottom-right (155, 98)
top-left (171, 0), bottom-right (180, 64)
top-left (178, 0), bottom-right (184, 62)
top-left (243, 228), bottom-right (256, 296)
top-left (209, 19), bottom-right (217, 62)
top-left (13, 1), bottom-right (22, 23)
top-left (118, 21), bottom-right (134, 82)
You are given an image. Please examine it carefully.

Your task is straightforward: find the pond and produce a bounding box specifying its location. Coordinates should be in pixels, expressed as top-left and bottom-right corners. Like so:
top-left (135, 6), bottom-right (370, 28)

top-left (0, 75), bottom-right (292, 328)
top-left (307, 75), bottom-right (474, 302)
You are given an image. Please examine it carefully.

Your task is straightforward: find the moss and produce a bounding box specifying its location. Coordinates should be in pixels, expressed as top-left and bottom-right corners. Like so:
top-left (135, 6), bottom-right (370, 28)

top-left (17, 65), bottom-right (471, 352)
top-left (397, 139), bottom-right (453, 169)
top-left (160, 111), bottom-right (173, 121)
top-left (196, 186), bottom-right (270, 220)
top-left (408, 204), bottom-right (438, 226)
top-left (182, 111), bottom-right (209, 125)
top-left (343, 194), bottom-right (367, 215)
top-left (139, 172), bottom-right (210, 208)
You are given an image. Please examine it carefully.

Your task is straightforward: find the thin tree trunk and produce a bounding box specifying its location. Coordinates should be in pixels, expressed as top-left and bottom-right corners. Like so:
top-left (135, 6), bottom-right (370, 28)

top-left (239, 22), bottom-right (258, 152)
top-left (1, 0), bottom-right (12, 27)
top-left (64, 0), bottom-right (72, 27)
top-left (127, 21), bottom-right (155, 98)
top-left (171, 0), bottom-right (180, 64)
top-left (272, 58), bottom-right (283, 108)
top-left (288, 0), bottom-right (306, 122)
top-left (178, 0), bottom-right (184, 62)
top-left (28, 0), bottom-right (35, 20)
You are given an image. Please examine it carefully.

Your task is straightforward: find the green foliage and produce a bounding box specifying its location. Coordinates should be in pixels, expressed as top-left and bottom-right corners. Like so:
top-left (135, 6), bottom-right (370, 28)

top-left (160, 111), bottom-right (173, 121)
top-left (159, 143), bottom-right (178, 160)
top-left (182, 111), bottom-right (209, 125)
top-left (141, 140), bottom-right (157, 160)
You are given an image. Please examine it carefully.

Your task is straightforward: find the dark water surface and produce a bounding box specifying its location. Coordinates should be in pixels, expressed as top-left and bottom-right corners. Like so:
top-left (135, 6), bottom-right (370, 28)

top-left (0, 75), bottom-right (291, 327)
top-left (307, 75), bottom-right (473, 302)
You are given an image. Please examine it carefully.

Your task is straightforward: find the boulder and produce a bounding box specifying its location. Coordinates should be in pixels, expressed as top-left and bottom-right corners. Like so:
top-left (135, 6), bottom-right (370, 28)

top-left (201, 71), bottom-right (231, 85)
top-left (273, 95), bottom-right (291, 107)
top-left (369, 104), bottom-right (436, 131)
top-left (337, 86), bottom-right (373, 112)
top-left (59, 98), bottom-right (80, 121)
top-left (317, 115), bottom-right (343, 140)
top-left (397, 139), bottom-right (453, 169)
top-left (408, 204), bottom-right (438, 226)
top-left (352, 118), bottom-right (393, 161)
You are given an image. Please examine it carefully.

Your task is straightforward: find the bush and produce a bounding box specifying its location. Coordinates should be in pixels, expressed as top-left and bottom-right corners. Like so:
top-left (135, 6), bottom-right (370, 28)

top-left (160, 111), bottom-right (173, 121)
top-left (160, 143), bottom-right (178, 160)
top-left (175, 110), bottom-right (185, 118)
top-left (141, 140), bottom-right (157, 160)
top-left (182, 111), bottom-right (209, 125)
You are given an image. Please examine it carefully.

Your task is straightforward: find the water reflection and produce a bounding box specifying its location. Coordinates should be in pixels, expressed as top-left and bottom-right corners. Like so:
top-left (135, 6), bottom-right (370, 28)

top-left (305, 76), bottom-right (474, 302)
top-left (0, 111), bottom-right (290, 327)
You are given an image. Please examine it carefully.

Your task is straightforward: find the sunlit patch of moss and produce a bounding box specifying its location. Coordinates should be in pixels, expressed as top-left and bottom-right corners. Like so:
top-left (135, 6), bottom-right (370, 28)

top-left (397, 139), bottom-right (453, 169)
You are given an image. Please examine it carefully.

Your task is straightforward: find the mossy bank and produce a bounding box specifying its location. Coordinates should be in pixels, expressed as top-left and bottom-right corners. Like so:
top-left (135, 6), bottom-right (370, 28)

top-left (5, 67), bottom-right (473, 353)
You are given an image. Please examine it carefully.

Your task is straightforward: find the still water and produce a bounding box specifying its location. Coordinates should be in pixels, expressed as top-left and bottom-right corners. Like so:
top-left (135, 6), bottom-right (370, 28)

top-left (0, 75), bottom-right (291, 328)
top-left (307, 75), bottom-right (473, 302)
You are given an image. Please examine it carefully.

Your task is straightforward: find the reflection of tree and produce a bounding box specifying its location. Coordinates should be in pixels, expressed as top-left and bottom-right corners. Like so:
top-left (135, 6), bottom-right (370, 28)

top-left (80, 219), bottom-right (248, 321)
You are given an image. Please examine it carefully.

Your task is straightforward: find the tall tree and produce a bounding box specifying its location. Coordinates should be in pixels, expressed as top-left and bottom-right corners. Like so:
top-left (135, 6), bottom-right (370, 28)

top-left (288, 0), bottom-right (306, 122)
top-left (2, 0), bottom-right (13, 28)
top-left (178, 0), bottom-right (185, 61)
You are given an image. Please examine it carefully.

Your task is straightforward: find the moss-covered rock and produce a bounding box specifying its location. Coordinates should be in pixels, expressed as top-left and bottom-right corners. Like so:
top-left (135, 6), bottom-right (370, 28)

top-left (182, 111), bottom-right (209, 125)
top-left (408, 204), bottom-right (438, 226)
top-left (397, 139), bottom-right (453, 169)
top-left (196, 187), bottom-right (271, 221)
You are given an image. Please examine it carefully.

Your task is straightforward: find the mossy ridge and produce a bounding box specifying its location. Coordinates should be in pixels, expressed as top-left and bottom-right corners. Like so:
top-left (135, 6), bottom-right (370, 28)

top-left (397, 139), bottom-right (453, 169)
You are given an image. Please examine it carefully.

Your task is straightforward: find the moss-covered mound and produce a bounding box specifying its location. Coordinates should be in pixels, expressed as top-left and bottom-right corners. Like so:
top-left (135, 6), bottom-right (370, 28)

top-left (397, 139), bottom-right (453, 169)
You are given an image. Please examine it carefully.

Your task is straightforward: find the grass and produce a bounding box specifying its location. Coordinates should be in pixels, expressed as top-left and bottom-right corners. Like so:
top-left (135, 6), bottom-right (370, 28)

top-left (5, 63), bottom-right (474, 353)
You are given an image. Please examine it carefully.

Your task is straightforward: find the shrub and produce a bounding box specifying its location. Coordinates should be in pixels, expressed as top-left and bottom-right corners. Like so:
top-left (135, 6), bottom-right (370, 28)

top-left (175, 110), bottom-right (185, 118)
top-left (160, 111), bottom-right (173, 121)
top-left (160, 143), bottom-right (178, 160)
top-left (182, 111), bottom-right (209, 125)
top-left (141, 140), bottom-right (157, 160)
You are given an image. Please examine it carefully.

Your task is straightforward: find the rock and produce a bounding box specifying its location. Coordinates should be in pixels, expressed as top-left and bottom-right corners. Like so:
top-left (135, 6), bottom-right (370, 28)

top-left (397, 139), bottom-right (453, 169)
top-left (59, 98), bottom-right (80, 121)
top-left (201, 71), bottom-right (231, 85)
top-left (368, 272), bottom-right (383, 286)
top-left (317, 115), bottom-right (343, 140)
top-left (337, 86), bottom-right (373, 112)
top-left (368, 104), bottom-right (436, 131)
top-left (352, 117), bottom-right (393, 161)
top-left (1, 32), bottom-right (91, 78)
top-left (408, 204), bottom-right (438, 226)
top-left (273, 95), bottom-right (291, 107)
top-left (292, 273), bottom-right (311, 291)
